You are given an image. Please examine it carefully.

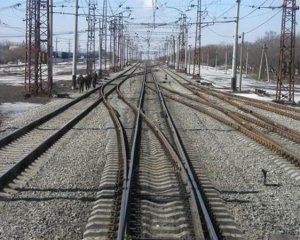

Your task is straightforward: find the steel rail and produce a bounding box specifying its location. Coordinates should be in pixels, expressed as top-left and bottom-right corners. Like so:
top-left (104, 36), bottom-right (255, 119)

top-left (162, 90), bottom-right (300, 167)
top-left (161, 85), bottom-right (300, 144)
top-left (189, 82), bottom-right (300, 124)
top-left (151, 70), bottom-right (219, 240)
top-left (116, 67), bottom-right (205, 240)
top-left (100, 68), bottom-right (137, 239)
top-left (0, 64), bottom-right (138, 149)
top-left (117, 65), bottom-right (147, 240)
top-left (0, 64), bottom-right (139, 191)
top-left (159, 67), bottom-right (300, 167)
top-left (162, 67), bottom-right (300, 121)
top-left (159, 69), bottom-right (300, 161)
top-left (160, 67), bottom-right (300, 143)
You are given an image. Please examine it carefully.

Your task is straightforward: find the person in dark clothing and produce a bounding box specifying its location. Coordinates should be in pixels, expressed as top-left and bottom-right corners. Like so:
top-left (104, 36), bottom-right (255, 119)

top-left (92, 71), bottom-right (97, 88)
top-left (85, 74), bottom-right (92, 90)
top-left (77, 75), bottom-right (85, 93)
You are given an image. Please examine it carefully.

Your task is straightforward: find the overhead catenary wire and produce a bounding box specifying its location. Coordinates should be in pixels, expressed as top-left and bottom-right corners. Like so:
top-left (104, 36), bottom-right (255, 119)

top-left (244, 8), bottom-right (282, 34)
top-left (240, 0), bottom-right (269, 20)
top-left (207, 27), bottom-right (233, 38)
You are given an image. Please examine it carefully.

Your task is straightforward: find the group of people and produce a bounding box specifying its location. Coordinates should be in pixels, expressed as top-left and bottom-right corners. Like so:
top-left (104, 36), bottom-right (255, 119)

top-left (77, 71), bottom-right (98, 93)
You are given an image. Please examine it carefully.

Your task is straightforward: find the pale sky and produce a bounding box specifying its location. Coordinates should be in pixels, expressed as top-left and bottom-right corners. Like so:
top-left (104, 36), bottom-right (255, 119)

top-left (0, 0), bottom-right (299, 52)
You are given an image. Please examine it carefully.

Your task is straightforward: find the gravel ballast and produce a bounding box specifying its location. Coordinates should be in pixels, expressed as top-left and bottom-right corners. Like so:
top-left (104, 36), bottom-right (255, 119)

top-left (0, 101), bottom-right (114, 239)
top-left (1, 66), bottom-right (299, 239)
top-left (0, 68), bottom-right (142, 239)
top-left (162, 71), bottom-right (300, 239)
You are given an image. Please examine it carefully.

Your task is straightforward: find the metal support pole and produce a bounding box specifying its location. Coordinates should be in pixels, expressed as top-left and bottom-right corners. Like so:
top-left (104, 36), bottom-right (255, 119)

top-left (49, 0), bottom-right (53, 95)
top-left (99, 20), bottom-right (102, 78)
top-left (184, 28), bottom-right (188, 72)
top-left (258, 44), bottom-right (265, 81)
top-left (176, 37), bottom-right (180, 70)
top-left (193, 0), bottom-right (201, 78)
top-left (102, 0), bottom-right (107, 74)
top-left (265, 52), bottom-right (270, 82)
top-left (126, 39), bottom-right (129, 65)
top-left (25, 0), bottom-right (52, 94)
top-left (72, 0), bottom-right (78, 89)
top-left (245, 45), bottom-right (248, 77)
top-left (86, 0), bottom-right (96, 74)
top-left (183, 14), bottom-right (188, 73)
top-left (188, 45), bottom-right (192, 74)
top-left (173, 36), bottom-right (176, 68)
top-left (239, 32), bottom-right (244, 92)
top-left (231, 0), bottom-right (240, 91)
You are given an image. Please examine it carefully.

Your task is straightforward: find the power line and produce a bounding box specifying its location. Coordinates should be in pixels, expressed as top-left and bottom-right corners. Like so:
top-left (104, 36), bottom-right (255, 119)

top-left (207, 27), bottom-right (232, 38)
top-left (240, 0), bottom-right (269, 20)
top-left (245, 8), bottom-right (282, 34)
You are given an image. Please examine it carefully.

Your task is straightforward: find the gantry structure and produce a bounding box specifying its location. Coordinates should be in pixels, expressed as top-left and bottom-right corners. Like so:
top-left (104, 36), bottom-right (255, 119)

top-left (86, 0), bottom-right (96, 75)
top-left (25, 0), bottom-right (53, 95)
top-left (276, 0), bottom-right (299, 102)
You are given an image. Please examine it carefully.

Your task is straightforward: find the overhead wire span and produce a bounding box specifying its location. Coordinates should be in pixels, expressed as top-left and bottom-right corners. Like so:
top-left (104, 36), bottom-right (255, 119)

top-left (245, 8), bottom-right (282, 34)
top-left (207, 27), bottom-right (233, 38)
top-left (240, 0), bottom-right (269, 20)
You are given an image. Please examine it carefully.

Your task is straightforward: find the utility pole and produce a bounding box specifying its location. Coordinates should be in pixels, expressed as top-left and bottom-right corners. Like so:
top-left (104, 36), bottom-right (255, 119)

top-left (99, 19), bottom-right (102, 78)
top-left (168, 38), bottom-right (171, 66)
top-left (126, 39), bottom-right (129, 65)
top-left (177, 36), bottom-right (180, 70)
top-left (239, 32), bottom-right (244, 92)
top-left (258, 44), bottom-right (270, 82)
top-left (49, 0), bottom-right (53, 93)
top-left (193, 0), bottom-right (201, 79)
top-left (245, 45), bottom-right (249, 77)
top-left (184, 15), bottom-right (188, 73)
top-left (258, 45), bottom-right (265, 81)
top-left (165, 41), bottom-right (169, 64)
top-left (72, 0), bottom-right (79, 89)
top-left (188, 44), bottom-right (192, 74)
top-left (231, 0), bottom-right (241, 91)
top-left (86, 0), bottom-right (96, 75)
top-left (117, 14), bottom-right (121, 70)
top-left (54, 38), bottom-right (58, 64)
top-left (25, 0), bottom-right (34, 92)
top-left (102, 0), bottom-right (108, 74)
top-left (114, 17), bottom-right (117, 71)
top-left (110, 17), bottom-right (117, 72)
top-left (172, 36), bottom-right (176, 68)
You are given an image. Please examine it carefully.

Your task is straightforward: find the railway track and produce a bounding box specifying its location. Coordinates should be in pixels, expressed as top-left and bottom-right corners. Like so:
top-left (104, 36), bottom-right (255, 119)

top-left (160, 67), bottom-right (300, 169)
top-left (84, 64), bottom-right (244, 239)
top-left (0, 64), bottom-right (138, 192)
top-left (150, 70), bottom-right (242, 239)
top-left (162, 67), bottom-right (300, 120)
